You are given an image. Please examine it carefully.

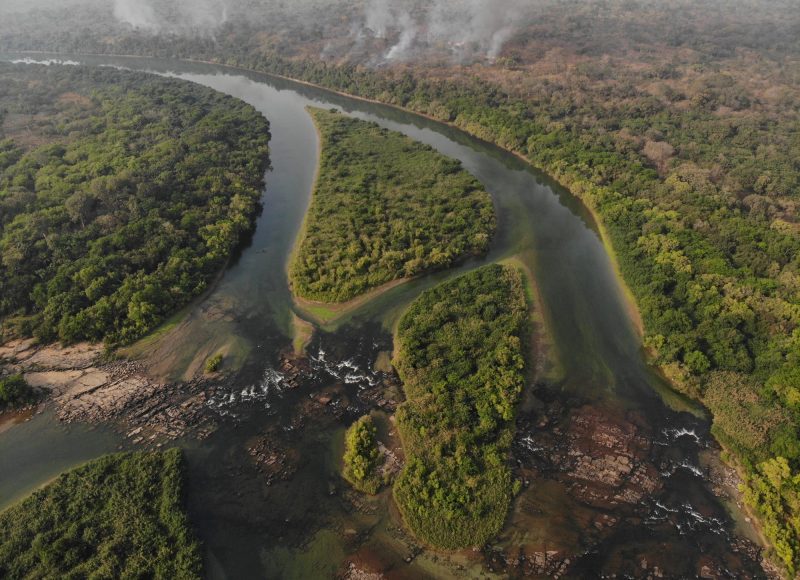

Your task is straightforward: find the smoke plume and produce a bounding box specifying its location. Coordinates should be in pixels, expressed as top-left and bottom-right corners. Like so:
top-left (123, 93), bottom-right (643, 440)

top-left (112, 0), bottom-right (229, 33)
top-left (360, 0), bottom-right (534, 62)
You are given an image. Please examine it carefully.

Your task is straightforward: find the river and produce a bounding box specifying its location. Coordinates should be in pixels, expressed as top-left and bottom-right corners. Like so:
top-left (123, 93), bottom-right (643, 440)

top-left (0, 54), bottom-right (768, 578)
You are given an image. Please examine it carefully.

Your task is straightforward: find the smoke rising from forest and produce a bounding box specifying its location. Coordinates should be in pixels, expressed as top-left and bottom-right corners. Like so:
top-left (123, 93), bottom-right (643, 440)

top-left (107, 0), bottom-right (533, 60)
top-left (360, 0), bottom-right (533, 61)
top-left (1, 0), bottom-right (534, 62)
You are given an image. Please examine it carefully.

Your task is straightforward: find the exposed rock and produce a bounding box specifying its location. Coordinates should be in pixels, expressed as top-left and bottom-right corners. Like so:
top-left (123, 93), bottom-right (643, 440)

top-left (2, 340), bottom-right (216, 443)
top-left (339, 562), bottom-right (384, 580)
top-left (516, 404), bottom-right (661, 511)
top-left (485, 547), bottom-right (569, 577)
top-left (0, 339), bottom-right (103, 372)
top-left (247, 433), bottom-right (300, 485)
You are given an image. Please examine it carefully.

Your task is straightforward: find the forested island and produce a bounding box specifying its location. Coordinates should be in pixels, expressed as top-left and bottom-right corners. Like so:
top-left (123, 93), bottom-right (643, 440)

top-left (290, 108), bottom-right (494, 303)
top-left (0, 63), bottom-right (270, 346)
top-left (393, 264), bottom-right (528, 549)
top-left (342, 414), bottom-right (385, 495)
top-left (0, 449), bottom-right (202, 578)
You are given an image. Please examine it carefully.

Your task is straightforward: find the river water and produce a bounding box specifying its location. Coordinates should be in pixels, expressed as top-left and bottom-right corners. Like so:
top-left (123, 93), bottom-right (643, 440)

top-left (0, 55), bottom-right (768, 578)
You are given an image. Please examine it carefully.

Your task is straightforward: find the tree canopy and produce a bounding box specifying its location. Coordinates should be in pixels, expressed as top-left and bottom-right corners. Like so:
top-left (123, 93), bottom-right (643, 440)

top-left (393, 264), bottom-right (528, 549)
top-left (0, 449), bottom-right (202, 579)
top-left (0, 63), bottom-right (270, 346)
top-left (290, 107), bottom-right (494, 303)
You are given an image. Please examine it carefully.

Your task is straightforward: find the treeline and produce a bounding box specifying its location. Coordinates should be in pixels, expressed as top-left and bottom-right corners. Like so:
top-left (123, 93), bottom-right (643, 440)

top-left (393, 264), bottom-right (528, 549)
top-left (290, 108), bottom-right (494, 303)
top-left (0, 449), bottom-right (202, 579)
top-left (0, 63), bottom-right (270, 346)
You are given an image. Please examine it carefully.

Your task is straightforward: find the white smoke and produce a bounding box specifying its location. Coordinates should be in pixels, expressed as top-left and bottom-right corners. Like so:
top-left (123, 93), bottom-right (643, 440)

top-left (360, 0), bottom-right (534, 62)
top-left (364, 0), bottom-right (393, 38)
top-left (112, 0), bottom-right (230, 33)
top-left (113, 0), bottom-right (158, 30)
top-left (385, 13), bottom-right (419, 60)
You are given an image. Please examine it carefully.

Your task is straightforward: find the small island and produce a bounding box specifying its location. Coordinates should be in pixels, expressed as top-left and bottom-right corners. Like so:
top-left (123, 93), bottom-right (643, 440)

top-left (290, 108), bottom-right (495, 304)
top-left (392, 264), bottom-right (529, 549)
top-left (342, 414), bottom-right (385, 495)
top-left (0, 449), bottom-right (202, 578)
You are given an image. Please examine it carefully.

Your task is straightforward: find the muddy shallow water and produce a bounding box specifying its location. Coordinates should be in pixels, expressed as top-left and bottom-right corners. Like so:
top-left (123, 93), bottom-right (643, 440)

top-left (0, 54), bottom-right (770, 578)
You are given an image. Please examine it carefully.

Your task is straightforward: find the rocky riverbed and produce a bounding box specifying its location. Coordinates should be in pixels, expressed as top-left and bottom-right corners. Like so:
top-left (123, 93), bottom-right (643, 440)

top-left (0, 338), bottom-right (216, 443)
top-left (1, 334), bottom-right (776, 578)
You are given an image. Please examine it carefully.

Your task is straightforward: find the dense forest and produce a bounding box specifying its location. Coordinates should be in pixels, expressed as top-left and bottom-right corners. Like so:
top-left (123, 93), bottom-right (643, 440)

top-left (0, 64), bottom-right (270, 346)
top-left (2, 0), bottom-right (800, 570)
top-left (393, 264), bottom-right (528, 549)
top-left (342, 414), bottom-right (385, 495)
top-left (0, 449), bottom-right (202, 579)
top-left (290, 108), bottom-right (494, 303)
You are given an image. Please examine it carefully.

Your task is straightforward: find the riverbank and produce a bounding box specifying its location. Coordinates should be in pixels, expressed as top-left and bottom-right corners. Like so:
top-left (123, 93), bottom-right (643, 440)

top-left (0, 53), bottom-right (775, 577)
top-left (294, 277), bottom-right (411, 327)
top-left (0, 338), bottom-right (216, 443)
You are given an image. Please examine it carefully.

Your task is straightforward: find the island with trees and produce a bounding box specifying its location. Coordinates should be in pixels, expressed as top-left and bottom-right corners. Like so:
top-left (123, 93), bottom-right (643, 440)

top-left (342, 414), bottom-right (385, 495)
top-left (0, 63), bottom-right (270, 347)
top-left (289, 108), bottom-right (495, 304)
top-left (0, 449), bottom-right (202, 579)
top-left (392, 264), bottom-right (528, 549)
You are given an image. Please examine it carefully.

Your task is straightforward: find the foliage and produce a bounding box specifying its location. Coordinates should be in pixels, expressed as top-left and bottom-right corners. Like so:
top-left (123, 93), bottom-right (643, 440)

top-left (0, 449), bottom-right (203, 579)
top-left (204, 353), bottom-right (224, 374)
top-left (290, 108), bottom-right (494, 303)
top-left (4, 1), bottom-right (800, 566)
top-left (0, 63), bottom-right (270, 346)
top-left (342, 414), bottom-right (384, 495)
top-left (393, 264), bottom-right (528, 549)
top-left (0, 374), bottom-right (37, 410)
top-left (744, 458), bottom-right (800, 575)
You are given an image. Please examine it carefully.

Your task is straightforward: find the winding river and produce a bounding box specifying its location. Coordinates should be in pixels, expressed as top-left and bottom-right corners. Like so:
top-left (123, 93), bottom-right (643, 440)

top-left (0, 55), bottom-right (768, 578)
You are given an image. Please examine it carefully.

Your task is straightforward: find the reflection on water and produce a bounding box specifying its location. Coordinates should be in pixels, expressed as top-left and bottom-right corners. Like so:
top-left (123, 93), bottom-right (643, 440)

top-left (0, 53), bottom-right (768, 578)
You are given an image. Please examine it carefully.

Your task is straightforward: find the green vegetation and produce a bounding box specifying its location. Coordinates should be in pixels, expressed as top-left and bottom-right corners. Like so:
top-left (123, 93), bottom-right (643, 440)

top-left (4, 0), bottom-right (800, 568)
top-left (0, 63), bottom-right (270, 346)
top-left (0, 374), bottom-right (37, 411)
top-left (204, 353), bottom-right (224, 374)
top-left (342, 415), bottom-right (384, 495)
top-left (393, 264), bottom-right (528, 549)
top-left (290, 108), bottom-right (494, 303)
top-left (0, 449), bottom-right (202, 579)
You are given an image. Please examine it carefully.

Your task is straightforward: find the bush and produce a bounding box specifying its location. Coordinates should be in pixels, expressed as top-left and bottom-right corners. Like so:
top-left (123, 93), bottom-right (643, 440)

top-left (204, 353), bottom-right (224, 374)
top-left (0, 374), bottom-right (37, 410)
top-left (342, 415), bottom-right (384, 494)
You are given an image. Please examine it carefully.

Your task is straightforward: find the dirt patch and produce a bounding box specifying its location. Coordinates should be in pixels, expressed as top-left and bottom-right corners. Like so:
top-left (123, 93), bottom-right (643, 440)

top-left (0, 338), bottom-right (103, 372)
top-left (57, 91), bottom-right (93, 107)
top-left (1, 339), bottom-right (216, 443)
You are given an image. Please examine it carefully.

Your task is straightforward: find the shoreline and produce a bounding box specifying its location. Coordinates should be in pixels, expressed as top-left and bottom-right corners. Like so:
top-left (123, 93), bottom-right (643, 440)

top-left (293, 277), bottom-right (412, 327)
